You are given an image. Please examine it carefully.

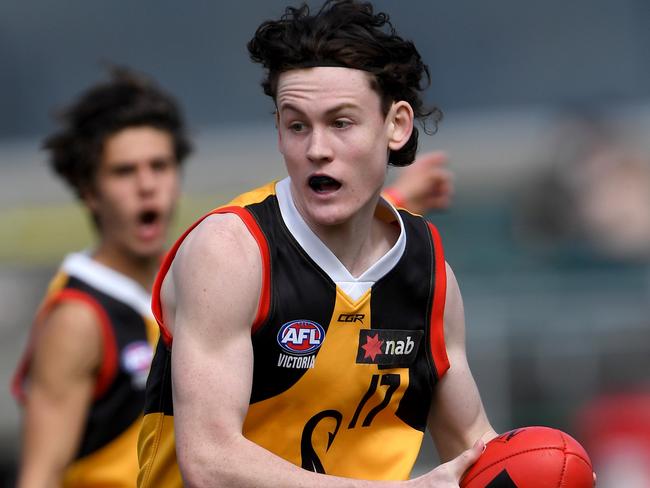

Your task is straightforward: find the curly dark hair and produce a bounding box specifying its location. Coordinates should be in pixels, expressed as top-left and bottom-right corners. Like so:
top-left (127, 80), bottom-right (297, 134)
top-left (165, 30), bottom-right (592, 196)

top-left (44, 66), bottom-right (192, 198)
top-left (247, 0), bottom-right (441, 167)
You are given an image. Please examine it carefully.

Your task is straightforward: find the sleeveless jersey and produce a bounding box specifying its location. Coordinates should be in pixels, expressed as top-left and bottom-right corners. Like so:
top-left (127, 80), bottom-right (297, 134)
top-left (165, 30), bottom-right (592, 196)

top-left (12, 252), bottom-right (158, 487)
top-left (138, 180), bottom-right (449, 486)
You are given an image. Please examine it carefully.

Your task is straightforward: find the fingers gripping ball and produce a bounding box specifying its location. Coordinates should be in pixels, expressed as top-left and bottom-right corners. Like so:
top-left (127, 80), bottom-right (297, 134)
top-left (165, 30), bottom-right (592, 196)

top-left (460, 426), bottom-right (594, 487)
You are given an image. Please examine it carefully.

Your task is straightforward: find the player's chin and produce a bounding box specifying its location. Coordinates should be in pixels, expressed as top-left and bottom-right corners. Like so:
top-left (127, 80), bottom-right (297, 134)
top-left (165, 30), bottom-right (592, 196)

top-left (129, 237), bottom-right (167, 260)
top-left (307, 207), bottom-right (354, 227)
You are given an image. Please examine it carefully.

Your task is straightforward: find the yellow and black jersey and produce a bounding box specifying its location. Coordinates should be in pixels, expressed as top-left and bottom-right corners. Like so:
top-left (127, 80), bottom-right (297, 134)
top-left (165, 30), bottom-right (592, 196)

top-left (13, 252), bottom-right (158, 487)
top-left (139, 178), bottom-right (449, 486)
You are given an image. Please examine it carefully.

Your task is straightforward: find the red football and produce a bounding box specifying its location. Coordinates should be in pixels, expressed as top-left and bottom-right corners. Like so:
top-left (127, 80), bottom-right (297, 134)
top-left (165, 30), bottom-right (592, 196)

top-left (460, 426), bottom-right (594, 488)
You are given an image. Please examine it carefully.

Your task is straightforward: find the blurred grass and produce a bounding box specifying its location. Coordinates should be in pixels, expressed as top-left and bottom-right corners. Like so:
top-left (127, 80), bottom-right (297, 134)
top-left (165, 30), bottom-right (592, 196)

top-left (0, 194), bottom-right (228, 266)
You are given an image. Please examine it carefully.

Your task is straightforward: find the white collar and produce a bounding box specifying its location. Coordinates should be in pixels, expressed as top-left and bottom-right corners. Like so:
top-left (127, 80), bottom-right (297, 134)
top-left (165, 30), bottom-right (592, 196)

top-left (61, 251), bottom-right (153, 318)
top-left (275, 177), bottom-right (406, 301)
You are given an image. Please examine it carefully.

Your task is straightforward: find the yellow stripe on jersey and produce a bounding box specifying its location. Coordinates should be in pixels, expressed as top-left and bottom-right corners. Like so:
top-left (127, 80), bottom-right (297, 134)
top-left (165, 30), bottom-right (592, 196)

top-left (63, 417), bottom-right (142, 488)
top-left (138, 412), bottom-right (182, 488)
top-left (144, 316), bottom-right (160, 348)
top-left (227, 180), bottom-right (277, 207)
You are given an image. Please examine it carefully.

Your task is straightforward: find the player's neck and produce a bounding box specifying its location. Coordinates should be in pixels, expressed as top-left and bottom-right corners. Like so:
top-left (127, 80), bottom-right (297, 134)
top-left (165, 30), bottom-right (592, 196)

top-left (314, 210), bottom-right (399, 279)
top-left (91, 244), bottom-right (160, 291)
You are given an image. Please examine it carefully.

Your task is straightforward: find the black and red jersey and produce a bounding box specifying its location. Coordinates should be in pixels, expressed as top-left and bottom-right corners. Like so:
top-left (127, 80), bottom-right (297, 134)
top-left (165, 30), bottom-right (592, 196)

top-left (138, 179), bottom-right (448, 486)
top-left (13, 252), bottom-right (158, 487)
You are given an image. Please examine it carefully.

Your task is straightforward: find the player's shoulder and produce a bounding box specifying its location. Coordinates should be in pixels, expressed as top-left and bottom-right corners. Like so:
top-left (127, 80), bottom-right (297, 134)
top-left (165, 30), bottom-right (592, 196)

top-left (34, 298), bottom-right (103, 364)
top-left (174, 212), bottom-right (260, 277)
top-left (45, 295), bottom-right (103, 335)
top-left (185, 212), bottom-right (255, 254)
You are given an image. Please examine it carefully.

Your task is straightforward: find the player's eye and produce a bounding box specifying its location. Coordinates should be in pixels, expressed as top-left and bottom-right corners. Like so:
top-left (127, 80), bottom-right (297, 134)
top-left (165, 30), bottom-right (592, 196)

top-left (111, 164), bottom-right (136, 177)
top-left (289, 122), bottom-right (306, 133)
top-left (151, 158), bottom-right (174, 172)
top-left (332, 119), bottom-right (351, 129)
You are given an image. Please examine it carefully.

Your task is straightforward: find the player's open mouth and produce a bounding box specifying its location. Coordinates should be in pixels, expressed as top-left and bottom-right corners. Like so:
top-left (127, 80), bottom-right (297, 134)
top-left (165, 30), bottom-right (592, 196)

top-left (138, 210), bottom-right (160, 225)
top-left (308, 175), bottom-right (341, 193)
top-left (136, 209), bottom-right (162, 241)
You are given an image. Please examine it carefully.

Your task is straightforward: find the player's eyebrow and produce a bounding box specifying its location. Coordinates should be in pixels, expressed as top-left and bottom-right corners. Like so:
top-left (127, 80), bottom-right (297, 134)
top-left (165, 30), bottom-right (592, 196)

top-left (276, 102), bottom-right (303, 115)
top-left (323, 103), bottom-right (360, 116)
top-left (278, 102), bottom-right (360, 116)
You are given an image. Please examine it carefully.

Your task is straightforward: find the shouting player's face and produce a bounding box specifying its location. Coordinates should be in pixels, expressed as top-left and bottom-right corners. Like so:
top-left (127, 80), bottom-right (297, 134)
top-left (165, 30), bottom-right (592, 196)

top-left (276, 67), bottom-right (413, 232)
top-left (85, 126), bottom-right (180, 260)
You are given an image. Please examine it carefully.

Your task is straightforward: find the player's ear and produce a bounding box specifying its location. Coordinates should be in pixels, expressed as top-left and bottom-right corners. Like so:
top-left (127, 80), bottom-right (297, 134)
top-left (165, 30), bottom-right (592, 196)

top-left (81, 185), bottom-right (99, 213)
top-left (387, 101), bottom-right (414, 152)
top-left (81, 186), bottom-right (103, 230)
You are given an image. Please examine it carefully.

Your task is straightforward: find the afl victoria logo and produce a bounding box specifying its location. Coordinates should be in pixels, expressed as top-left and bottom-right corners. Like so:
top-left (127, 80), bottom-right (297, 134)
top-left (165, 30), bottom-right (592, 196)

top-left (277, 320), bottom-right (325, 356)
top-left (121, 340), bottom-right (153, 389)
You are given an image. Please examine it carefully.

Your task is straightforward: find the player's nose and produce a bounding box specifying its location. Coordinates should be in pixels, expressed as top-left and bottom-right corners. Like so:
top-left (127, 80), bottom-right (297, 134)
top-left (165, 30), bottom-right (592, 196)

top-left (306, 128), bottom-right (333, 163)
top-left (136, 166), bottom-right (157, 194)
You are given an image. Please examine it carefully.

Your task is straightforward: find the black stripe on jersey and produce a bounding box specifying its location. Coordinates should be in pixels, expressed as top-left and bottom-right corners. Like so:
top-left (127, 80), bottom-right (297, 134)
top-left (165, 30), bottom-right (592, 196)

top-left (66, 277), bottom-right (148, 458)
top-left (143, 338), bottom-right (174, 416)
top-left (246, 196), bottom-right (337, 404)
top-left (370, 212), bottom-right (437, 432)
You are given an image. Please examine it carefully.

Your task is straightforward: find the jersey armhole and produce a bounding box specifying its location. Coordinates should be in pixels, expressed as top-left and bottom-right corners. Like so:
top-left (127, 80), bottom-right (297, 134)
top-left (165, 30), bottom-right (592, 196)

top-left (214, 207), bottom-right (271, 335)
top-left (151, 206), bottom-right (272, 346)
top-left (427, 222), bottom-right (450, 379)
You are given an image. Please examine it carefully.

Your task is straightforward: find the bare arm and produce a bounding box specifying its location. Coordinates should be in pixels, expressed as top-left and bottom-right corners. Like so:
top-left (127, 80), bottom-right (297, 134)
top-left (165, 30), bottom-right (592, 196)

top-left (17, 302), bottom-right (102, 488)
top-left (427, 263), bottom-right (497, 463)
top-left (384, 151), bottom-right (454, 214)
top-left (167, 214), bottom-right (482, 488)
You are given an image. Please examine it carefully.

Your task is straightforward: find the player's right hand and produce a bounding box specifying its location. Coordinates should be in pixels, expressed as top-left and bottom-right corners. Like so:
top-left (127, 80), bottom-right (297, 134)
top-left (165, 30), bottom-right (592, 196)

top-left (409, 439), bottom-right (484, 487)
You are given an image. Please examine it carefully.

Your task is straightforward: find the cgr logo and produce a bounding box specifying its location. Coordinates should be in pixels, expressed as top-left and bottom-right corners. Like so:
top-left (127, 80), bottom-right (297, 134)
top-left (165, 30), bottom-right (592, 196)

top-left (277, 320), bottom-right (325, 356)
top-left (337, 313), bottom-right (365, 323)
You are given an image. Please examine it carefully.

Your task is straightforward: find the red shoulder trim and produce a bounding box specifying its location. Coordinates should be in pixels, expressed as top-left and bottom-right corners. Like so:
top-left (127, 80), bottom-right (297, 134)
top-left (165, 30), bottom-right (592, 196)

top-left (427, 222), bottom-right (450, 379)
top-left (216, 207), bottom-right (271, 335)
top-left (152, 206), bottom-right (272, 346)
top-left (11, 289), bottom-right (118, 403)
top-left (152, 210), bottom-right (210, 346)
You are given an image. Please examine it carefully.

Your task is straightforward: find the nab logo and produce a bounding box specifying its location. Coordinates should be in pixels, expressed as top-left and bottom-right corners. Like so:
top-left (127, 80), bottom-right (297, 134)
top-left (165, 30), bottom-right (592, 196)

top-left (337, 313), bottom-right (365, 323)
top-left (356, 329), bottom-right (423, 366)
top-left (277, 320), bottom-right (325, 356)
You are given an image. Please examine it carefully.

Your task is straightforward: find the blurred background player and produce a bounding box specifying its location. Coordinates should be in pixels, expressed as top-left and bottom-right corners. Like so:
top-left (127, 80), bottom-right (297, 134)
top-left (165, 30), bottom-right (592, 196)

top-left (11, 67), bottom-right (192, 487)
top-left (10, 66), bottom-right (455, 487)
